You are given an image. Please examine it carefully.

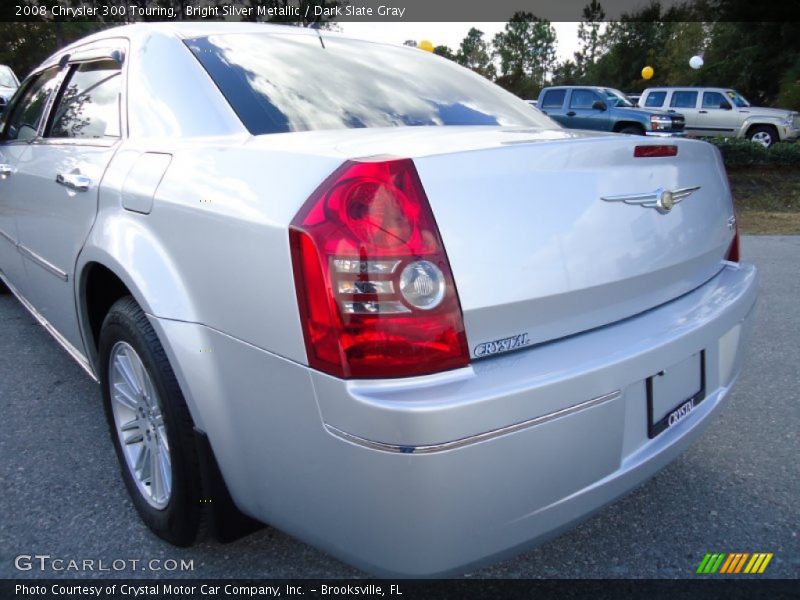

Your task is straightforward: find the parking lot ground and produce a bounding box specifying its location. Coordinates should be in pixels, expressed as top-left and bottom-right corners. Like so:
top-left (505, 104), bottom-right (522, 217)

top-left (1, 236), bottom-right (798, 579)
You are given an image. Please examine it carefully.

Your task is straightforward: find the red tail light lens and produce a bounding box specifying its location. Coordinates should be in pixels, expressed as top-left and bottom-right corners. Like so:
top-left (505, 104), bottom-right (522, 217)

top-left (726, 220), bottom-right (740, 262)
top-left (634, 145), bottom-right (678, 158)
top-left (289, 159), bottom-right (470, 379)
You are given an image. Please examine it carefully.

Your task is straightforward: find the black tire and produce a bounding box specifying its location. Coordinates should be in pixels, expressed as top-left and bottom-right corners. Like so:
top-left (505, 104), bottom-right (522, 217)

top-left (619, 125), bottom-right (645, 135)
top-left (747, 125), bottom-right (777, 148)
top-left (0, 278), bottom-right (10, 294)
top-left (99, 296), bottom-right (204, 546)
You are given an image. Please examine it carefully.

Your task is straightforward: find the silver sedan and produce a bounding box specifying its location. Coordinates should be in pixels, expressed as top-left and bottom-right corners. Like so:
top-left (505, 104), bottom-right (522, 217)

top-left (0, 23), bottom-right (757, 576)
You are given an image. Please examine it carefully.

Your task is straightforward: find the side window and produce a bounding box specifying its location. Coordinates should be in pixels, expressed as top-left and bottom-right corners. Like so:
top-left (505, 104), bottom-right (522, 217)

top-left (702, 91), bottom-right (731, 109)
top-left (540, 89), bottom-right (566, 109)
top-left (2, 67), bottom-right (62, 142)
top-left (670, 91), bottom-right (698, 109)
top-left (644, 91), bottom-right (666, 107)
top-left (47, 59), bottom-right (121, 140)
top-left (570, 89), bottom-right (601, 109)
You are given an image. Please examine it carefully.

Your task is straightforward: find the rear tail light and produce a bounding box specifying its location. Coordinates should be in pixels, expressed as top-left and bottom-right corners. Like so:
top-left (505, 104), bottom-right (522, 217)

top-left (634, 145), bottom-right (678, 158)
top-left (289, 158), bottom-right (469, 379)
top-left (726, 218), bottom-right (740, 262)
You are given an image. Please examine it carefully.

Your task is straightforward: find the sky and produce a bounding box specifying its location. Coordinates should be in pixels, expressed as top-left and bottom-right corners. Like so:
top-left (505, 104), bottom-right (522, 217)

top-left (338, 22), bottom-right (582, 62)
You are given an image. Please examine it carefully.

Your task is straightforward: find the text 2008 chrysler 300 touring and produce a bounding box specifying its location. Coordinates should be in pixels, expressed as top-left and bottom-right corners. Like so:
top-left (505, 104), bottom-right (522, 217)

top-left (0, 23), bottom-right (757, 576)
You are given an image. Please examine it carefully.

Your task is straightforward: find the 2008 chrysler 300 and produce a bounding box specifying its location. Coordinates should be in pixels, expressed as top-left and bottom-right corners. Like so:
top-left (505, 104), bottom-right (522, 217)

top-left (0, 23), bottom-right (757, 576)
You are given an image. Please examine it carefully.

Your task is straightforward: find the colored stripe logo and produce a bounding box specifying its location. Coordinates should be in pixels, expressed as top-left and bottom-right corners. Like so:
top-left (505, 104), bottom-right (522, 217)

top-left (696, 552), bottom-right (773, 574)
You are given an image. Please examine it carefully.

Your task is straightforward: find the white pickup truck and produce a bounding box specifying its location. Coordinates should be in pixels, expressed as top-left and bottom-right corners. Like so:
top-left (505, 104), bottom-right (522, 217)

top-left (639, 87), bottom-right (799, 147)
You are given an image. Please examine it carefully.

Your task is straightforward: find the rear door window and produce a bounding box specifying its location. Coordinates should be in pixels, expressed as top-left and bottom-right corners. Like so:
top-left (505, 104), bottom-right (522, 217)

top-left (670, 91), bottom-right (698, 109)
top-left (540, 89), bottom-right (566, 109)
top-left (2, 67), bottom-right (62, 142)
top-left (702, 91), bottom-right (731, 109)
top-left (569, 89), bottom-right (601, 109)
top-left (644, 91), bottom-right (666, 107)
top-left (47, 59), bottom-right (122, 140)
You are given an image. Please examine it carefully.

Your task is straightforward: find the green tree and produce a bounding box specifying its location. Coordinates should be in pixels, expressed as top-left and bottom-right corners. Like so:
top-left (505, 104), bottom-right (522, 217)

top-left (455, 27), bottom-right (495, 80)
top-left (587, 3), bottom-right (673, 92)
top-left (0, 21), bottom-right (109, 80)
top-left (574, 0), bottom-right (606, 79)
top-left (701, 21), bottom-right (800, 105)
top-left (433, 45), bottom-right (455, 60)
top-left (551, 60), bottom-right (581, 86)
top-left (492, 12), bottom-right (556, 97)
top-left (660, 21), bottom-right (708, 86)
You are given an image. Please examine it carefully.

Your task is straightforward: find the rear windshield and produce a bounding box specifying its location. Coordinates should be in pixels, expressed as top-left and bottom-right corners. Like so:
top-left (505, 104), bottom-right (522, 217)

top-left (185, 33), bottom-right (550, 135)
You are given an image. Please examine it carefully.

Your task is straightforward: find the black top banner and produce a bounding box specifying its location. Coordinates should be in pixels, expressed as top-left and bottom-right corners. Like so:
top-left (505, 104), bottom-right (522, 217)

top-left (1, 0), bottom-right (798, 22)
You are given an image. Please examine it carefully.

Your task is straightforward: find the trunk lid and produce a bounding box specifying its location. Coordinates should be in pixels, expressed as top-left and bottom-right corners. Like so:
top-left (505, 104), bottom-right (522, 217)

top-left (402, 130), bottom-right (735, 358)
top-left (254, 126), bottom-right (735, 359)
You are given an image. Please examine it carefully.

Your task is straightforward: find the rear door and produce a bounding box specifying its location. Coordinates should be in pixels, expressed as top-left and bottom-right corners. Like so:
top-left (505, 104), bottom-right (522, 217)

top-left (12, 50), bottom-right (124, 351)
top-left (669, 90), bottom-right (701, 134)
top-left (565, 88), bottom-right (611, 131)
top-left (695, 91), bottom-right (738, 136)
top-left (0, 66), bottom-right (64, 294)
top-left (538, 88), bottom-right (568, 124)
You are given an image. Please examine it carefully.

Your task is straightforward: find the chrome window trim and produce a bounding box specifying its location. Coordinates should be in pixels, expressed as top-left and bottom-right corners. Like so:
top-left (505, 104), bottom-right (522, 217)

top-left (325, 389), bottom-right (622, 454)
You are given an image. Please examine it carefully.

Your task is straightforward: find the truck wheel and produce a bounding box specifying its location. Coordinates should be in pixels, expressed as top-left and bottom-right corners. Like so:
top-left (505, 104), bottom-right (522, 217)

top-left (619, 125), bottom-right (645, 136)
top-left (99, 296), bottom-right (204, 546)
top-left (747, 126), bottom-right (776, 148)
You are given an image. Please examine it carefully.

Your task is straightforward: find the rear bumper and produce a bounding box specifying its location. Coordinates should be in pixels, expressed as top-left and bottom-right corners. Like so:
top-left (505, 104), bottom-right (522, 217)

top-left (152, 262), bottom-right (757, 576)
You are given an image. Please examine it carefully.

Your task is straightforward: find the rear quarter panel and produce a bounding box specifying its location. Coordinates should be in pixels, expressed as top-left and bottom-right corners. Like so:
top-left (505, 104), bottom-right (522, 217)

top-left (79, 137), bottom-right (346, 369)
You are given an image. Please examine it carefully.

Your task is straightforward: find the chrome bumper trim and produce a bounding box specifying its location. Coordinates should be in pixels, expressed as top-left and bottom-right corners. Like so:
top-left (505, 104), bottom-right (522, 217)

top-left (645, 131), bottom-right (687, 137)
top-left (325, 389), bottom-right (622, 454)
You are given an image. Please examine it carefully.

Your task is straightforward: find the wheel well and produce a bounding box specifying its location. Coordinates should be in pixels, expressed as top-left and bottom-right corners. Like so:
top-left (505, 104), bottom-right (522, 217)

top-left (614, 121), bottom-right (645, 133)
top-left (82, 263), bottom-right (132, 355)
top-left (746, 123), bottom-right (778, 138)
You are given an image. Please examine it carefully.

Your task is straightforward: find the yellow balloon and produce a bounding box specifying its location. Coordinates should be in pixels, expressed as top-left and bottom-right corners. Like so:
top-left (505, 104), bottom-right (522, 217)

top-left (641, 66), bottom-right (654, 80)
top-left (418, 40), bottom-right (434, 52)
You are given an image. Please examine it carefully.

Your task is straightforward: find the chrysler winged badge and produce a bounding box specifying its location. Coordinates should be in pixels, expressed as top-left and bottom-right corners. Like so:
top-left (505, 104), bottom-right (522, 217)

top-left (601, 186), bottom-right (701, 214)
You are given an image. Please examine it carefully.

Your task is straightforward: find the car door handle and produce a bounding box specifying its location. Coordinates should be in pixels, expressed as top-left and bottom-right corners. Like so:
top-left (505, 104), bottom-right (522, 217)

top-left (698, 110), bottom-right (708, 114)
top-left (56, 172), bottom-right (92, 192)
top-left (0, 163), bottom-right (14, 177)
top-left (566, 111), bottom-right (576, 117)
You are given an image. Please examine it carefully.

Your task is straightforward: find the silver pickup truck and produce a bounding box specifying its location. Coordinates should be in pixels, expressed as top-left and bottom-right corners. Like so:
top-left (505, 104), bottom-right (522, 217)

top-left (639, 87), bottom-right (800, 147)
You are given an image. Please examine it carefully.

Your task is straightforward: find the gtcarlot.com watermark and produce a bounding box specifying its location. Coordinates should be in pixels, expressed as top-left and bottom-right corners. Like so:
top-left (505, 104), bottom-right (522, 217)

top-left (14, 554), bottom-right (194, 573)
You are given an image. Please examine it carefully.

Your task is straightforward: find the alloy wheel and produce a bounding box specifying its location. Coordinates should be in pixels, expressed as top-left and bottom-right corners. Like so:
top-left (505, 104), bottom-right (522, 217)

top-left (108, 341), bottom-right (172, 509)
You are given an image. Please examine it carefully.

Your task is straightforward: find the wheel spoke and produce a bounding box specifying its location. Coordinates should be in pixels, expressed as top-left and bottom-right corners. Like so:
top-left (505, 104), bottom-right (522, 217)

top-left (142, 373), bottom-right (158, 408)
top-left (120, 417), bottom-right (140, 432)
top-left (151, 448), bottom-right (163, 499)
top-left (115, 353), bottom-right (142, 396)
top-left (125, 432), bottom-right (144, 445)
top-left (139, 444), bottom-right (152, 483)
top-left (158, 446), bottom-right (171, 499)
top-left (134, 443), bottom-right (148, 472)
top-left (112, 382), bottom-right (140, 412)
top-left (156, 424), bottom-right (169, 451)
